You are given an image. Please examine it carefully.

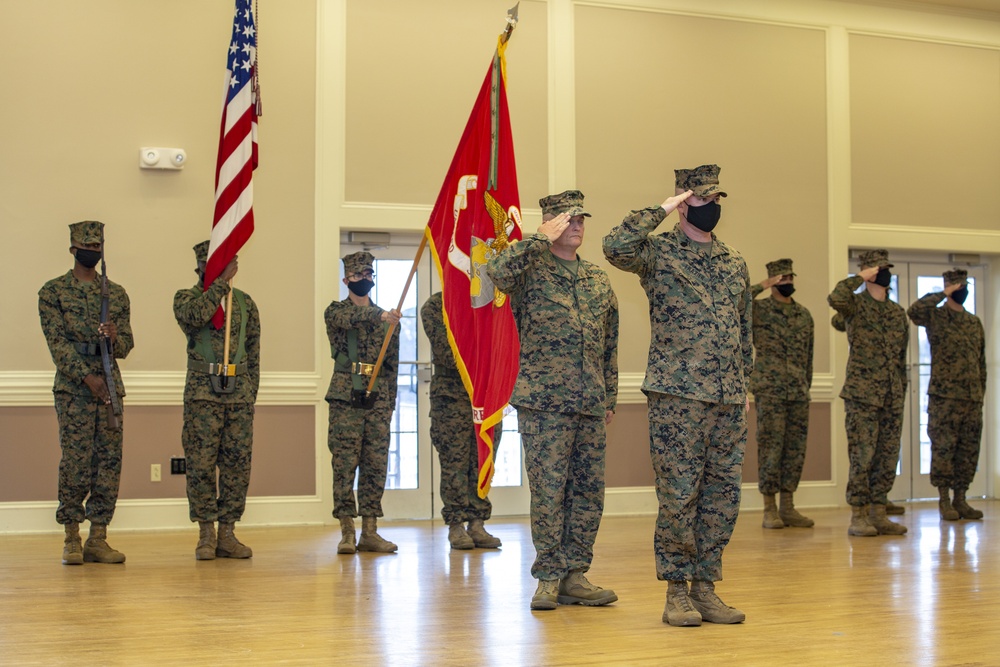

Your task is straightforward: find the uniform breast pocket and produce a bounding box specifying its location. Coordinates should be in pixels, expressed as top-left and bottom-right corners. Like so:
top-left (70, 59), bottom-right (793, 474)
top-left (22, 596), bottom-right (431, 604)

top-left (721, 272), bottom-right (745, 307)
top-left (540, 289), bottom-right (576, 312)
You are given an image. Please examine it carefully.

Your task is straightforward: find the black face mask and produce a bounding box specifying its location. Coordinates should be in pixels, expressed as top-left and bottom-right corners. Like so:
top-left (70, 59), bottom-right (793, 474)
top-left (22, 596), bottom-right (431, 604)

top-left (951, 286), bottom-right (969, 305)
top-left (776, 283), bottom-right (796, 298)
top-left (74, 248), bottom-right (101, 269)
top-left (685, 201), bottom-right (721, 233)
top-left (348, 278), bottom-right (375, 297)
top-left (874, 267), bottom-right (892, 288)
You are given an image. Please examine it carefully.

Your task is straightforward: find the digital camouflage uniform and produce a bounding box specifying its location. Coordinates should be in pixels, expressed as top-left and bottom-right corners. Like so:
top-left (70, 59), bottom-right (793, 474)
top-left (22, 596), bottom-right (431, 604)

top-left (38, 222), bottom-right (133, 528)
top-left (173, 241), bottom-right (260, 525)
top-left (907, 271), bottom-right (986, 494)
top-left (486, 192), bottom-right (618, 583)
top-left (603, 166), bottom-right (752, 584)
top-left (421, 291), bottom-right (499, 525)
top-left (325, 256), bottom-right (399, 520)
top-left (751, 259), bottom-right (814, 497)
top-left (828, 251), bottom-right (908, 509)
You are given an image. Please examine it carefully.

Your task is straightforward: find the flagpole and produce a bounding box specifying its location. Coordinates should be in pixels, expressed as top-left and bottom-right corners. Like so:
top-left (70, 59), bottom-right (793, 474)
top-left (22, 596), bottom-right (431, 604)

top-left (222, 278), bottom-right (235, 380)
top-left (364, 236), bottom-right (427, 398)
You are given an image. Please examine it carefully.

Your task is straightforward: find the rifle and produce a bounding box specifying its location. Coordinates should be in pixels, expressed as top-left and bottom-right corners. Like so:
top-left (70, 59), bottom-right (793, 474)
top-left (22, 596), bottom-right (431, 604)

top-left (99, 227), bottom-right (123, 431)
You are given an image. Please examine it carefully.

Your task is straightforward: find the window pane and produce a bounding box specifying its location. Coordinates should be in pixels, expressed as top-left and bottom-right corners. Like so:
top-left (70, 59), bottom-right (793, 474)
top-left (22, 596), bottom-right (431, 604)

top-left (492, 409), bottom-right (523, 487)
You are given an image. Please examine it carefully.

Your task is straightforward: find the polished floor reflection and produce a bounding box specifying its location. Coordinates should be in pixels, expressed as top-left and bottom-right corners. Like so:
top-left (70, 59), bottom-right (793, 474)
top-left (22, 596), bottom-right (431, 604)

top-left (0, 502), bottom-right (996, 666)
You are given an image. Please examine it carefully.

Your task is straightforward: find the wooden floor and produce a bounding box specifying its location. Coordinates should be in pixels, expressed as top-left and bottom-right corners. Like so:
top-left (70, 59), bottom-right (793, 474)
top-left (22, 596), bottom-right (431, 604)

top-left (1, 503), bottom-right (998, 667)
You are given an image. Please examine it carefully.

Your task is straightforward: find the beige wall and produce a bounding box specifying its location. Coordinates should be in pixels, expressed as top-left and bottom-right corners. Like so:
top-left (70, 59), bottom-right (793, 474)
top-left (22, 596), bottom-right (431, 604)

top-left (0, 0), bottom-right (316, 373)
top-left (3, 0), bottom-right (1000, 530)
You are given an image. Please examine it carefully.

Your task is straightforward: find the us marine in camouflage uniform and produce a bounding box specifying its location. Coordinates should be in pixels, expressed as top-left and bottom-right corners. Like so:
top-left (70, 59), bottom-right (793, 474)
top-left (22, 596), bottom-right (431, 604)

top-left (38, 220), bottom-right (132, 565)
top-left (603, 165), bottom-right (750, 627)
top-left (828, 249), bottom-right (909, 537)
top-left (421, 291), bottom-right (502, 550)
top-left (486, 190), bottom-right (619, 611)
top-left (325, 251), bottom-right (401, 554)
top-left (907, 268), bottom-right (986, 521)
top-left (751, 258), bottom-right (815, 529)
top-left (831, 310), bottom-right (906, 516)
top-left (173, 241), bottom-right (259, 560)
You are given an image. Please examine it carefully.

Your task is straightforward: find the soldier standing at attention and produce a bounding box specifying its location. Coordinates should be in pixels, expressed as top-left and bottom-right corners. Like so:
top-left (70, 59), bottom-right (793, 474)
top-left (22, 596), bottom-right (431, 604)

top-left (828, 249), bottom-right (909, 537)
top-left (907, 269), bottom-right (986, 521)
top-left (751, 259), bottom-right (815, 529)
top-left (487, 190), bottom-right (619, 611)
top-left (39, 220), bottom-right (132, 565)
top-left (173, 241), bottom-right (259, 559)
top-left (326, 251), bottom-right (401, 554)
top-left (603, 165), bottom-right (751, 628)
top-left (420, 291), bottom-right (502, 550)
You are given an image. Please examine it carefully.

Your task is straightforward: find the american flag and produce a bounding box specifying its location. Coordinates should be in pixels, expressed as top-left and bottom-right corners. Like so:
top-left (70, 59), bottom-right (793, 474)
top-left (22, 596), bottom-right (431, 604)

top-left (204, 0), bottom-right (259, 328)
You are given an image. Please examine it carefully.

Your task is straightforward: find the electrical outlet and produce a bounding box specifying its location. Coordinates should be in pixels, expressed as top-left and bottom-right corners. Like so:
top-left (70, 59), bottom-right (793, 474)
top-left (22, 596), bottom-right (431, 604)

top-left (170, 457), bottom-right (186, 475)
top-left (150, 464), bottom-right (161, 482)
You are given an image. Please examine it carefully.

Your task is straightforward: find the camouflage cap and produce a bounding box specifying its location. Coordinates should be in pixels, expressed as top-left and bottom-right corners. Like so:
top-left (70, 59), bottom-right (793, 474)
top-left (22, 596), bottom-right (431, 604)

top-left (675, 164), bottom-right (727, 198)
top-left (538, 190), bottom-right (591, 217)
top-left (943, 268), bottom-right (968, 285)
top-left (766, 258), bottom-right (795, 278)
top-left (343, 251), bottom-right (375, 277)
top-left (857, 249), bottom-right (893, 269)
top-left (193, 240), bottom-right (211, 263)
top-left (69, 220), bottom-right (104, 245)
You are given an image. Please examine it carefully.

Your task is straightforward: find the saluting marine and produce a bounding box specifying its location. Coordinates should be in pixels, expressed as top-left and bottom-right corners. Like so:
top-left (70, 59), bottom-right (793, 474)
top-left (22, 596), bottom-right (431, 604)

top-left (604, 164), bottom-right (751, 627)
top-left (907, 268), bottom-right (986, 521)
top-left (828, 249), bottom-right (909, 537)
top-left (487, 189), bottom-right (620, 611)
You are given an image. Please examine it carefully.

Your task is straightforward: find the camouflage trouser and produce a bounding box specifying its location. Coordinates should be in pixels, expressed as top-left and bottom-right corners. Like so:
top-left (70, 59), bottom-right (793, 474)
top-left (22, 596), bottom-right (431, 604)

top-left (182, 400), bottom-right (254, 523)
top-left (755, 396), bottom-right (809, 495)
top-left (328, 400), bottom-right (392, 519)
top-left (927, 396), bottom-right (983, 491)
top-left (54, 391), bottom-right (123, 526)
top-left (518, 407), bottom-right (606, 581)
top-left (429, 394), bottom-right (497, 524)
top-left (844, 399), bottom-right (903, 506)
top-left (648, 393), bottom-right (746, 582)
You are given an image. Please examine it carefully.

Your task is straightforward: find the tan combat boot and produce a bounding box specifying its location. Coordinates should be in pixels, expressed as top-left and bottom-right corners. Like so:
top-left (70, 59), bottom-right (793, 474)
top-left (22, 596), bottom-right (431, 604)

top-left (938, 487), bottom-right (960, 521)
top-left (530, 579), bottom-right (559, 611)
top-left (216, 522), bottom-right (253, 558)
top-left (689, 580), bottom-right (745, 624)
top-left (357, 517), bottom-right (397, 553)
top-left (448, 523), bottom-right (474, 550)
top-left (557, 571), bottom-right (618, 606)
top-left (953, 489), bottom-right (984, 520)
top-left (466, 519), bottom-right (501, 548)
top-left (195, 522), bottom-right (217, 560)
top-left (869, 504), bottom-right (907, 535)
top-left (62, 523), bottom-right (83, 565)
top-left (885, 501), bottom-right (905, 515)
top-left (83, 524), bottom-right (126, 564)
top-left (848, 505), bottom-right (878, 537)
top-left (761, 493), bottom-right (784, 529)
top-left (337, 517), bottom-right (357, 554)
top-left (662, 580), bottom-right (701, 627)
top-left (779, 491), bottom-right (814, 528)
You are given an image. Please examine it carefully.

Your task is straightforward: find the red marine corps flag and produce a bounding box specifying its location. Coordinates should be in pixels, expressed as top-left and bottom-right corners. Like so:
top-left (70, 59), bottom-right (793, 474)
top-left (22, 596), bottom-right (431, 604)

top-left (425, 5), bottom-right (522, 498)
top-left (205, 0), bottom-right (260, 329)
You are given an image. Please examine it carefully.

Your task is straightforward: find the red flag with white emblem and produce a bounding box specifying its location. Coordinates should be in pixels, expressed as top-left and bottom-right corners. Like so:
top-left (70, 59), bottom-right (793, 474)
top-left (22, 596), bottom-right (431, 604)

top-left (424, 15), bottom-right (521, 498)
